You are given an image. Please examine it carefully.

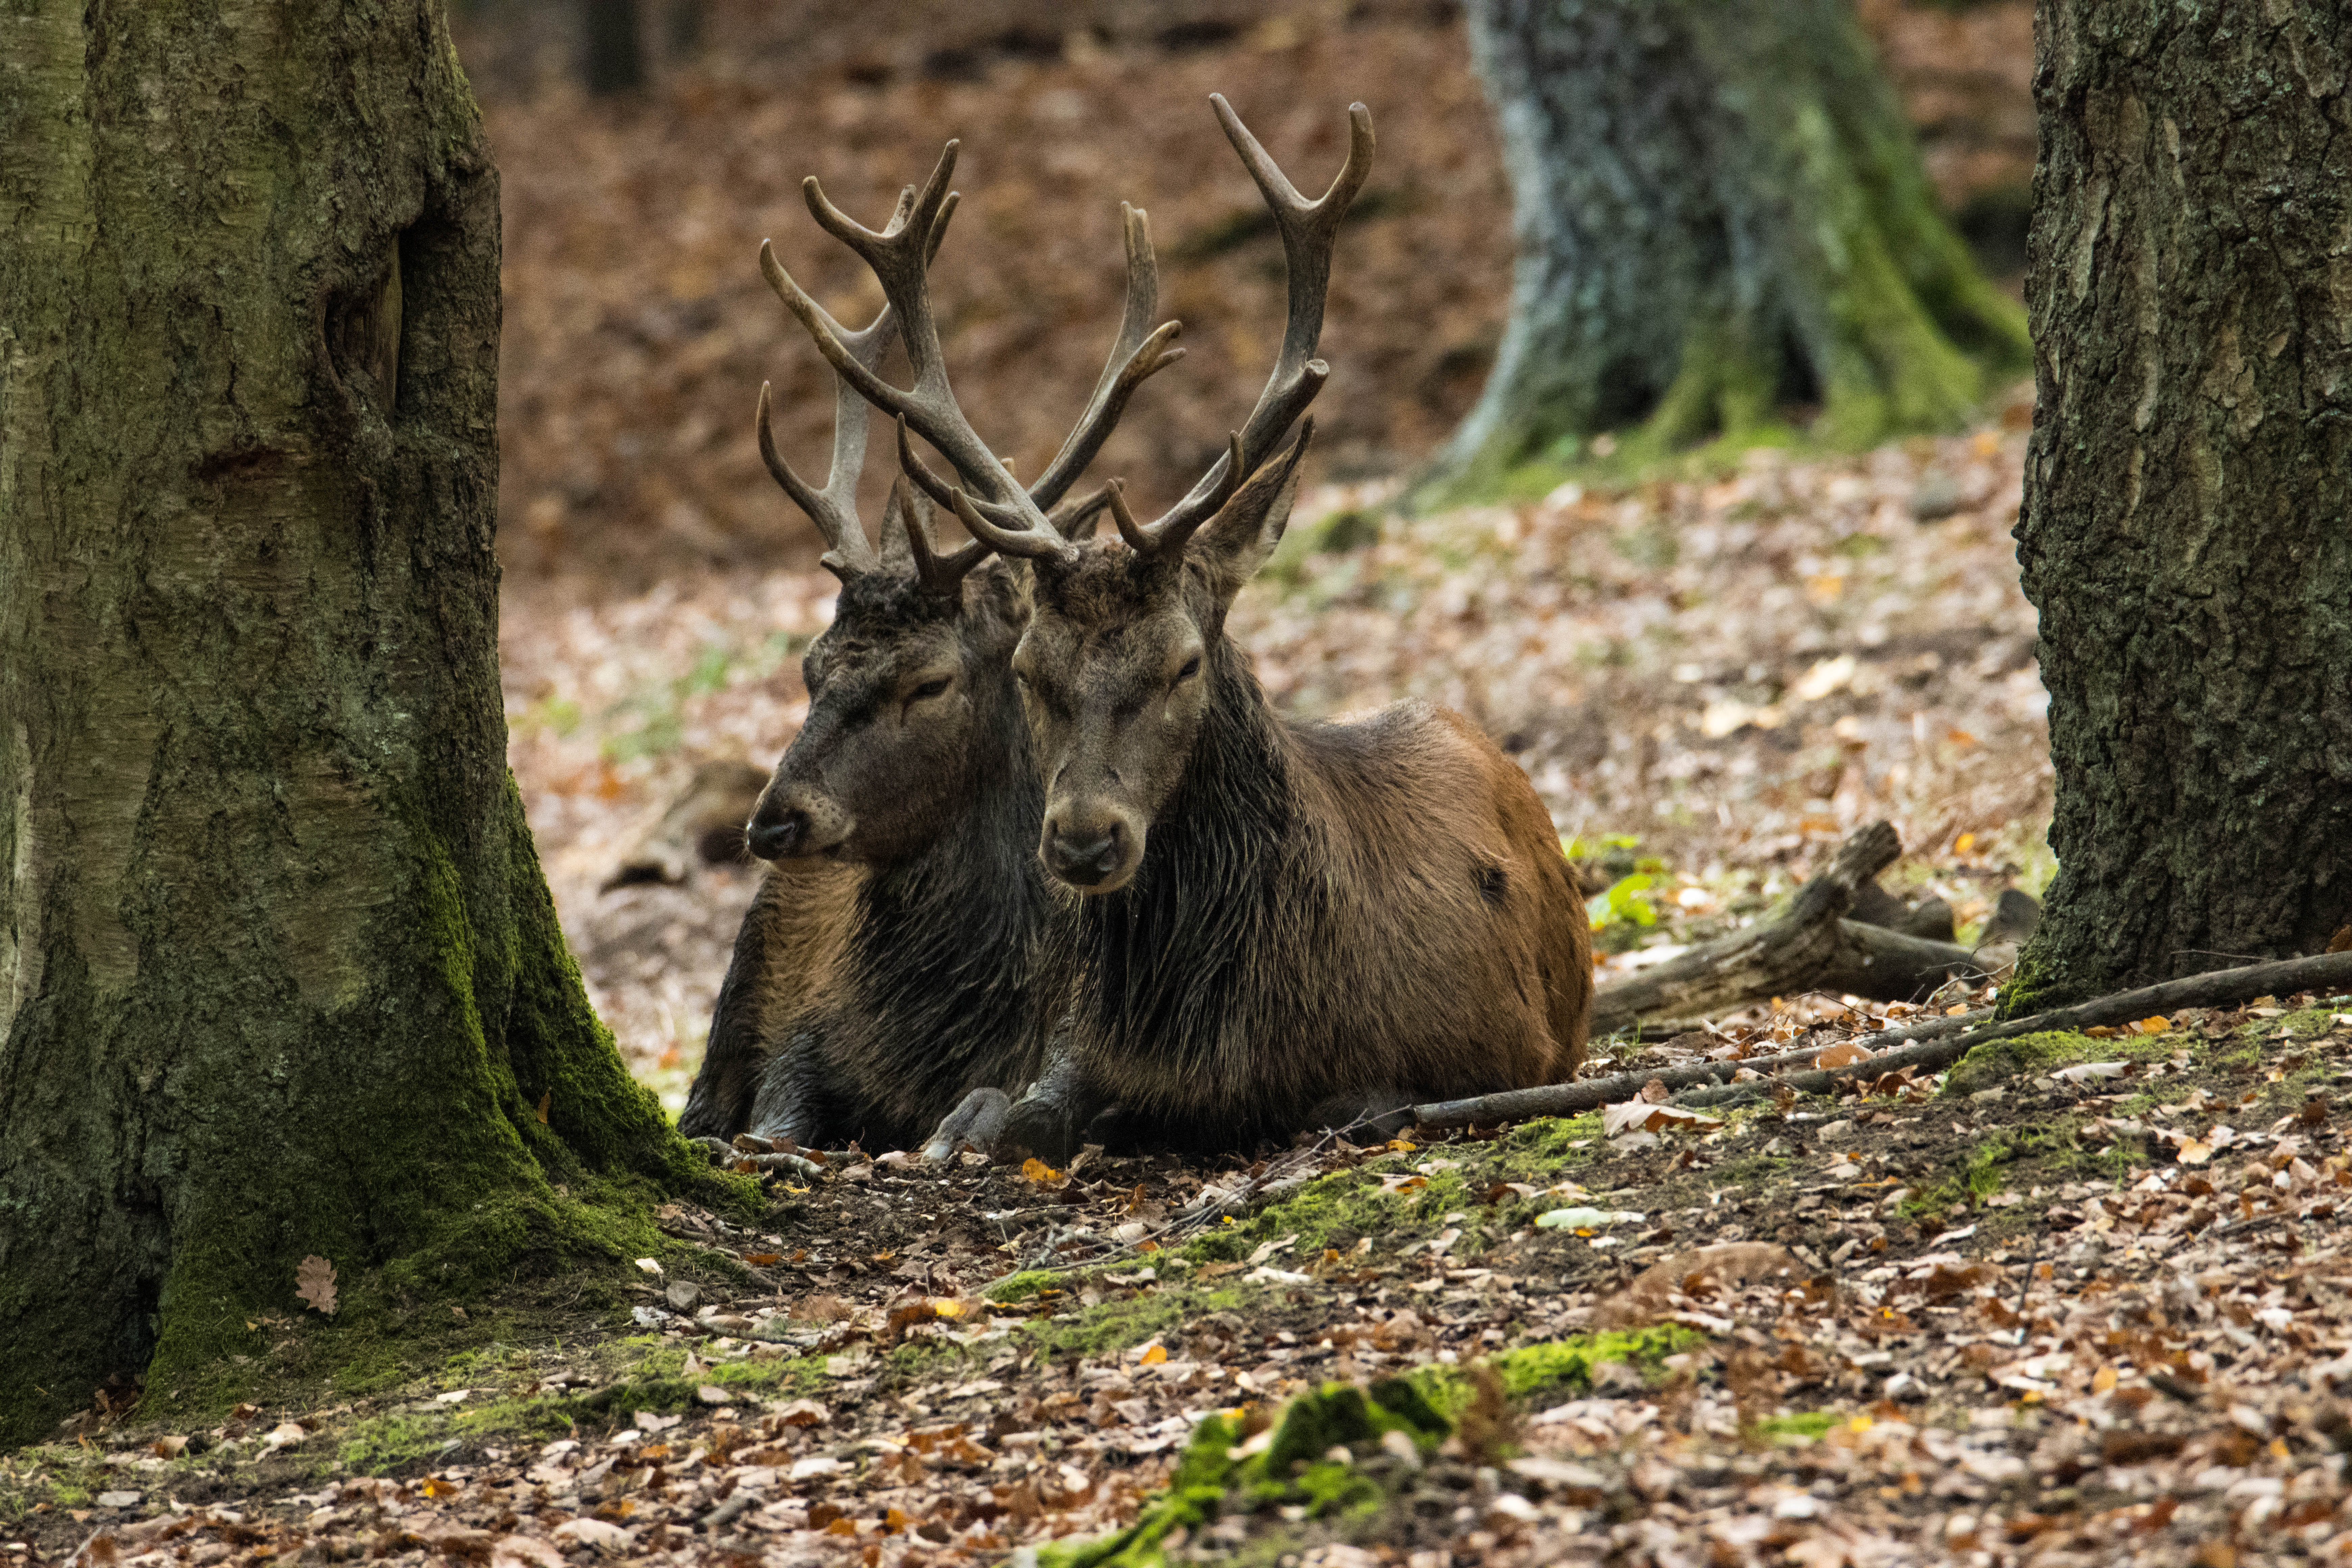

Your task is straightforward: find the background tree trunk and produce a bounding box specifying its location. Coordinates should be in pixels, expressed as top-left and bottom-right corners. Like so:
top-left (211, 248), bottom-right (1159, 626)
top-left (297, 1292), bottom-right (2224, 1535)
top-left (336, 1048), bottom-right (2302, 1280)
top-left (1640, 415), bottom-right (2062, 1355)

top-left (1418, 0), bottom-right (2031, 506)
top-left (0, 0), bottom-right (702, 1444)
top-left (2005, 2), bottom-right (2352, 1012)
top-left (581, 0), bottom-right (647, 95)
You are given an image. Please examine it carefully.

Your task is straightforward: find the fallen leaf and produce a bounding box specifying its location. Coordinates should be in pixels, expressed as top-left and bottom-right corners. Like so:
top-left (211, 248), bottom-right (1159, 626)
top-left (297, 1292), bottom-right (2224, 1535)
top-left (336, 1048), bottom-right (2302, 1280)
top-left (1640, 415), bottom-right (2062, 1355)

top-left (1535, 1206), bottom-right (1645, 1231)
top-left (151, 1435), bottom-right (187, 1459)
top-left (535, 1091), bottom-right (550, 1124)
top-left (420, 1476), bottom-right (461, 1499)
top-left (1590, 1243), bottom-right (1806, 1329)
top-left (552, 1519), bottom-right (634, 1551)
top-left (294, 1255), bottom-right (338, 1316)
top-left (2053, 1061), bottom-right (2129, 1082)
top-left (1139, 1343), bottom-right (1169, 1366)
top-left (1814, 1042), bottom-right (1872, 1070)
top-left (261, 1422), bottom-right (306, 1451)
top-left (776, 1398), bottom-right (830, 1427)
top-left (2129, 1015), bottom-right (2172, 1035)
top-left (1020, 1157), bottom-right (1066, 1187)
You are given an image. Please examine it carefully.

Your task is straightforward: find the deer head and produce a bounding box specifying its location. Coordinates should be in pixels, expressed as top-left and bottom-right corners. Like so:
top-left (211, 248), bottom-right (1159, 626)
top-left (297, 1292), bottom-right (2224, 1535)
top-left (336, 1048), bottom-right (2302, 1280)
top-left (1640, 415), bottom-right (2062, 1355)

top-left (744, 180), bottom-right (1174, 864)
top-left (944, 97), bottom-right (1372, 892)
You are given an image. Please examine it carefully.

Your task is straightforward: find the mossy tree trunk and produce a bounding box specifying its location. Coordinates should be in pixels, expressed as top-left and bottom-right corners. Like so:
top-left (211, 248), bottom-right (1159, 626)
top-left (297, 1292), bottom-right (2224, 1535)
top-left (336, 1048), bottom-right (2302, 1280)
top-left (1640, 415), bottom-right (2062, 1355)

top-left (2005, 2), bottom-right (2352, 1011)
top-left (0, 0), bottom-right (702, 1444)
top-left (1418, 0), bottom-right (2031, 505)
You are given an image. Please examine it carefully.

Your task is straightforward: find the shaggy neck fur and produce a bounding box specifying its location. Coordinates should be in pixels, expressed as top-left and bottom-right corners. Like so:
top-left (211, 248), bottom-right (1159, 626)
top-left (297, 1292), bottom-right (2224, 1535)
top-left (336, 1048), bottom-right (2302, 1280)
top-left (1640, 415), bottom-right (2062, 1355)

top-left (832, 660), bottom-right (1054, 1143)
top-left (1066, 631), bottom-right (1310, 1137)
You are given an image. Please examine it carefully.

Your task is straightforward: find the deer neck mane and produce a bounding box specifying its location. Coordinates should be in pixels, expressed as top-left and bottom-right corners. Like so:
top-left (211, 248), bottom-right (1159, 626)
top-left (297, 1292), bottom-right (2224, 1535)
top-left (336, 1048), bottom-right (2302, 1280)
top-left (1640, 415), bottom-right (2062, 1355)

top-left (1073, 634), bottom-right (1303, 1056)
top-left (852, 664), bottom-right (1048, 1040)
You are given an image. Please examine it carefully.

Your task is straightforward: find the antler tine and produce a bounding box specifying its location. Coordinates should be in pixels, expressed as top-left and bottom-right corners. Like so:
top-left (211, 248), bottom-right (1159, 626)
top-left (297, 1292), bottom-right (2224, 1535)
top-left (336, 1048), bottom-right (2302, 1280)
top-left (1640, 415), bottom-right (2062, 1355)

top-left (883, 473), bottom-right (990, 598)
top-left (946, 484), bottom-right (1072, 564)
top-left (1135, 96), bottom-right (1373, 556)
top-left (1026, 203), bottom-right (1187, 510)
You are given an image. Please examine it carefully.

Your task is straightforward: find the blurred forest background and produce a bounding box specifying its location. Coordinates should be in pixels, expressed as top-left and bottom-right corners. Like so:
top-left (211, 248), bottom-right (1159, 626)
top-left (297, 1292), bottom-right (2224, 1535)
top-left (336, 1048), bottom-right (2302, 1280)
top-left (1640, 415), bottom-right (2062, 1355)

top-left (466, 0), bottom-right (2046, 1109)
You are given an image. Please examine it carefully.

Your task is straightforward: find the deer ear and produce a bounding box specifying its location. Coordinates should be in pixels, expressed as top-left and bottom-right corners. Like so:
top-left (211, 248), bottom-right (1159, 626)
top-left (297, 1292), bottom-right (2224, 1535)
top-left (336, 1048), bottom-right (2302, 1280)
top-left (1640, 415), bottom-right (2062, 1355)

top-left (1193, 421), bottom-right (1312, 604)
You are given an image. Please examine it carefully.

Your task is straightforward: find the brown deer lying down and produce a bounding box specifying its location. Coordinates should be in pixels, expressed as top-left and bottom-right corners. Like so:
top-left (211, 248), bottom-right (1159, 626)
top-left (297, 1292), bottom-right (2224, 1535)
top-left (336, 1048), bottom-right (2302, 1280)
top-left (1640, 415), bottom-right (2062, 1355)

top-left (918, 100), bottom-right (1592, 1158)
top-left (679, 180), bottom-right (1178, 1152)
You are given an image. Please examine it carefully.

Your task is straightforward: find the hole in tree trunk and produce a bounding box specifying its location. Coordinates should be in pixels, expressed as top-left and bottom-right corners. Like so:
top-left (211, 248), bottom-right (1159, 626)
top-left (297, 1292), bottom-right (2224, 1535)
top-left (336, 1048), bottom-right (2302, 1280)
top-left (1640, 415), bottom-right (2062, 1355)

top-left (1775, 320), bottom-right (1822, 412)
top-left (1593, 352), bottom-right (1661, 431)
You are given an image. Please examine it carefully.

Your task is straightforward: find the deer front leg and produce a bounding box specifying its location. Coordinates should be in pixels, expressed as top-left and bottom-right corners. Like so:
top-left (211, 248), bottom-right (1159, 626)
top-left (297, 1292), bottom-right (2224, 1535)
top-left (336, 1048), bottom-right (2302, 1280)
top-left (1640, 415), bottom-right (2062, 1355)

top-left (921, 1088), bottom-right (1012, 1165)
top-left (679, 872), bottom-right (793, 1142)
top-left (996, 1039), bottom-right (1107, 1167)
top-left (744, 1025), bottom-right (843, 1149)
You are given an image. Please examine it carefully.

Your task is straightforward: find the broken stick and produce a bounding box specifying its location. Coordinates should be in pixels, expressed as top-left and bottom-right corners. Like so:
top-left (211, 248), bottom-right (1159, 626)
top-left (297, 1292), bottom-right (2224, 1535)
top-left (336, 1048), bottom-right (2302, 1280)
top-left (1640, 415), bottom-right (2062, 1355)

top-left (1588, 820), bottom-right (1986, 1035)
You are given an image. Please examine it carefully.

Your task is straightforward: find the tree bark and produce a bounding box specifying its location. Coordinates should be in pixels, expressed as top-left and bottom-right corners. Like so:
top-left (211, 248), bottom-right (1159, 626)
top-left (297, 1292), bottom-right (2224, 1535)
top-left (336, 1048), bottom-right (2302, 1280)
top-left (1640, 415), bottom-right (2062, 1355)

top-left (0, 0), bottom-right (699, 1444)
top-left (1418, 0), bottom-right (2030, 505)
top-left (2007, 1), bottom-right (2352, 1012)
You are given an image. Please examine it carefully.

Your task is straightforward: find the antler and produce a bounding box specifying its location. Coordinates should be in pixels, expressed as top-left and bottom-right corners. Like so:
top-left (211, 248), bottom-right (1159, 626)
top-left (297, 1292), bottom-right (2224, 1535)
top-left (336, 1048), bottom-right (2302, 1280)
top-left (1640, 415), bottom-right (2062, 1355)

top-left (944, 96), bottom-right (1373, 567)
top-left (762, 143), bottom-right (1184, 559)
top-left (757, 186), bottom-right (990, 590)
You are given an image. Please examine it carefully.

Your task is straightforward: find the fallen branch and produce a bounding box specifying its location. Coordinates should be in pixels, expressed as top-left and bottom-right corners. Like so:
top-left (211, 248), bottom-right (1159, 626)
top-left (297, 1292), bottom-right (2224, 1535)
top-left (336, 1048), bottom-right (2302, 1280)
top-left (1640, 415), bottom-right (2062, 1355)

top-left (1419, 950), bottom-right (2352, 1131)
top-left (1669, 949), bottom-right (2352, 1108)
top-left (1589, 821), bottom-right (1985, 1035)
top-left (1413, 1008), bottom-right (1990, 1131)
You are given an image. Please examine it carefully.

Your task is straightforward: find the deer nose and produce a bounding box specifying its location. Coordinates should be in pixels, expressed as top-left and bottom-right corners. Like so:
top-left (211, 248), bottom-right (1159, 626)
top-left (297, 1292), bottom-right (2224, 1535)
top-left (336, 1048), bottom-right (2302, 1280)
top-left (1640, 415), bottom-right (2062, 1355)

top-left (1046, 820), bottom-right (1123, 886)
top-left (746, 808), bottom-right (809, 861)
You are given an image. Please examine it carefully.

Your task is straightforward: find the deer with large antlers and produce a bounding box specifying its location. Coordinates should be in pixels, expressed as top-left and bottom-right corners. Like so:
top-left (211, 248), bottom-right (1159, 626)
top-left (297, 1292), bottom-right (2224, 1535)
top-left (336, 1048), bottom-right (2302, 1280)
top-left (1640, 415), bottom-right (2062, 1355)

top-left (678, 179), bottom-right (1174, 1151)
top-left (900, 98), bottom-right (1590, 1157)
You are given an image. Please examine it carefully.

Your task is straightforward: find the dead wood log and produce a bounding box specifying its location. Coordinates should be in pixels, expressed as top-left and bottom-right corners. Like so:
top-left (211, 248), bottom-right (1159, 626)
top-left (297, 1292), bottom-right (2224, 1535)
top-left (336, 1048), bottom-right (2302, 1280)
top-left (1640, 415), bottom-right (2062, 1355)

top-left (1588, 820), bottom-right (1984, 1034)
top-left (1669, 949), bottom-right (2352, 1109)
top-left (1417, 949), bottom-right (2352, 1132)
top-left (1413, 1006), bottom-right (1992, 1131)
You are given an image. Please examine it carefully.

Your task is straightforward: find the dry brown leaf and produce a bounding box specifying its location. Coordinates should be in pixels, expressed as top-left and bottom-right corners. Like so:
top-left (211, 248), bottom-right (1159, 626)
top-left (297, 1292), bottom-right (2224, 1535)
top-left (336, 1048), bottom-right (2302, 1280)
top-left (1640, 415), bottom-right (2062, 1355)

top-left (1589, 1242), bottom-right (1809, 1330)
top-left (294, 1255), bottom-right (338, 1316)
top-left (1814, 1042), bottom-right (1872, 1070)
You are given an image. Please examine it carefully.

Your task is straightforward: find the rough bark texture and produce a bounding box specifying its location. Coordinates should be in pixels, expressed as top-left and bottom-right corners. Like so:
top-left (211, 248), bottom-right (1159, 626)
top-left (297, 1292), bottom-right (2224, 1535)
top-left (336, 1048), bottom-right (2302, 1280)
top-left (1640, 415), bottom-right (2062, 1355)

top-left (0, 0), bottom-right (701, 1444)
top-left (2008, 2), bottom-right (2352, 1011)
top-left (1421, 0), bottom-right (2030, 503)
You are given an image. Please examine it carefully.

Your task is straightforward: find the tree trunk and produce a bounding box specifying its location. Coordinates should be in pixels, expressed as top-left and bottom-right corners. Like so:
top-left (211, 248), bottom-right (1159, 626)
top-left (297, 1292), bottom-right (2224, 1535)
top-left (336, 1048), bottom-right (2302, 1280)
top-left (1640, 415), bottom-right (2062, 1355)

top-left (1418, 0), bottom-right (2031, 505)
top-left (582, 0), bottom-right (647, 95)
top-left (0, 0), bottom-right (700, 1444)
top-left (2005, 2), bottom-right (2352, 1012)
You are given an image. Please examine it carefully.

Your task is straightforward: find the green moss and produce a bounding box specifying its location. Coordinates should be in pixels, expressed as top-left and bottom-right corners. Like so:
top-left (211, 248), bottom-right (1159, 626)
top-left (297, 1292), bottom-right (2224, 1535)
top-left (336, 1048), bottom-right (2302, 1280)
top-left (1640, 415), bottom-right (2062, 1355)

top-left (1939, 1029), bottom-right (2165, 1098)
top-left (1018, 1285), bottom-right (1250, 1362)
top-left (985, 1270), bottom-right (1070, 1304)
top-left (1043, 1332), bottom-right (1697, 1568)
top-left (1755, 1411), bottom-right (1839, 1443)
top-left (1411, 1327), bottom-right (1701, 1421)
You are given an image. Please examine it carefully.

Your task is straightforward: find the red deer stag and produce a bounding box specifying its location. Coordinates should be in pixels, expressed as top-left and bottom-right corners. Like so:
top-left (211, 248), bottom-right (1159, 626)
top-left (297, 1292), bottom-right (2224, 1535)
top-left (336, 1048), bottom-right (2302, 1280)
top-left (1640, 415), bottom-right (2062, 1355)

top-left (679, 179), bottom-right (1179, 1153)
top-left (916, 98), bottom-right (1596, 1157)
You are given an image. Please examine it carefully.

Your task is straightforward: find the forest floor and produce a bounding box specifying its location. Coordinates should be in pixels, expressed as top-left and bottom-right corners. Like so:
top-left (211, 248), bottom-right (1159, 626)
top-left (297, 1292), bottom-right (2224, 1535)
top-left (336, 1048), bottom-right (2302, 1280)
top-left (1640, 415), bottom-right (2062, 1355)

top-left (12, 997), bottom-right (2352, 1567)
top-left (22, 401), bottom-right (2342, 1568)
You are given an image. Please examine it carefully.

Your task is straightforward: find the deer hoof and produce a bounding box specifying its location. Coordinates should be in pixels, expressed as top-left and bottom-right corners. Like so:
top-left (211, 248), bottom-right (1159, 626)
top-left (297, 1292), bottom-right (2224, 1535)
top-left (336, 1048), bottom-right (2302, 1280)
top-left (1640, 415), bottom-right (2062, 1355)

top-left (922, 1088), bottom-right (1012, 1164)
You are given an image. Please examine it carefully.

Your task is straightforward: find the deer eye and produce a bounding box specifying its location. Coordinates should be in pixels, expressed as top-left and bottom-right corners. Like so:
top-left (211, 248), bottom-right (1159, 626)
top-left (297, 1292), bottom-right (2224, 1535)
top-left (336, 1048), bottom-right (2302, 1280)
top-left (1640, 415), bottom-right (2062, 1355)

top-left (910, 676), bottom-right (952, 702)
top-left (1173, 655), bottom-right (1202, 686)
